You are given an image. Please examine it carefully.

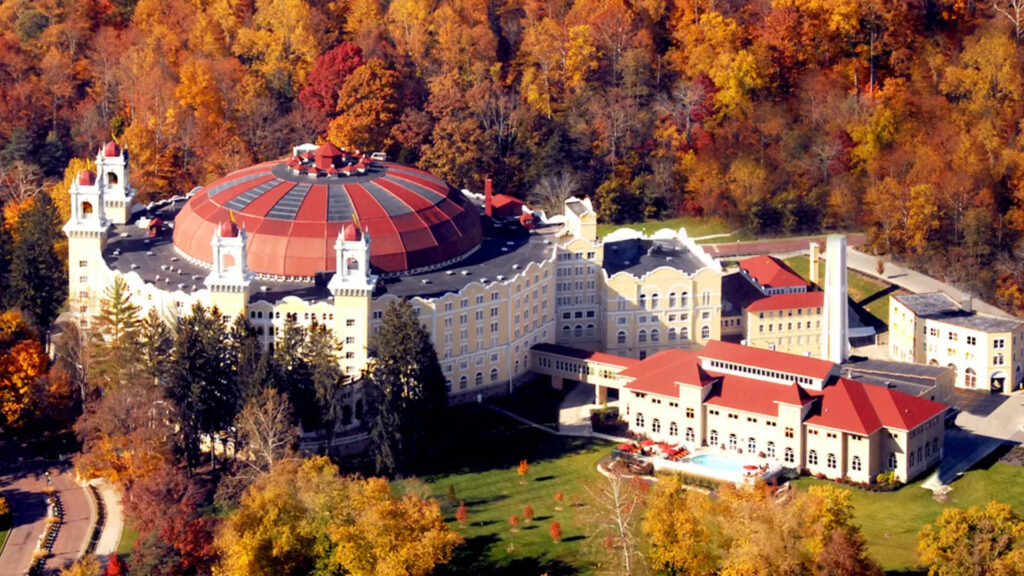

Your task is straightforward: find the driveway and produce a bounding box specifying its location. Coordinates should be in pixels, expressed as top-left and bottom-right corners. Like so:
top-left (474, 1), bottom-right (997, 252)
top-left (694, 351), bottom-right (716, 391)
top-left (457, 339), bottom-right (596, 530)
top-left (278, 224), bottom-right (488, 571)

top-left (0, 460), bottom-right (93, 576)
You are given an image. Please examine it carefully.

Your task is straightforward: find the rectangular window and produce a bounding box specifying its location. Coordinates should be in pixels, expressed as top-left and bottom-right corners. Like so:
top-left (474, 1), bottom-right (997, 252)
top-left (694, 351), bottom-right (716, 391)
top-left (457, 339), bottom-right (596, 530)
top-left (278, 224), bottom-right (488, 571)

top-left (345, 319), bottom-right (356, 327)
top-left (785, 427), bottom-right (794, 439)
top-left (78, 260), bottom-right (88, 268)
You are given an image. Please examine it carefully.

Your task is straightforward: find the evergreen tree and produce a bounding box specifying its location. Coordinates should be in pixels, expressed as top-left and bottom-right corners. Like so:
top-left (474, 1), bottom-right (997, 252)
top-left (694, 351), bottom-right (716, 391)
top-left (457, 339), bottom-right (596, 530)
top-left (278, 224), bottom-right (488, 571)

top-left (273, 314), bottom-right (315, 428)
top-left (365, 300), bottom-right (447, 477)
top-left (139, 308), bottom-right (172, 384)
top-left (229, 315), bottom-right (276, 404)
top-left (89, 276), bottom-right (143, 391)
top-left (5, 192), bottom-right (66, 331)
top-left (304, 319), bottom-right (343, 435)
top-left (166, 304), bottom-right (233, 471)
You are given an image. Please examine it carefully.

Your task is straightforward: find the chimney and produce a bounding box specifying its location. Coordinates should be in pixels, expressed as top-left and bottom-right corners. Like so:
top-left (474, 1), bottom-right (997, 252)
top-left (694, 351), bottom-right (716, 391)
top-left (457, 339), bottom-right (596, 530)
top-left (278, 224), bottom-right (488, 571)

top-left (485, 178), bottom-right (493, 218)
top-left (809, 242), bottom-right (821, 285)
top-left (960, 293), bottom-right (973, 314)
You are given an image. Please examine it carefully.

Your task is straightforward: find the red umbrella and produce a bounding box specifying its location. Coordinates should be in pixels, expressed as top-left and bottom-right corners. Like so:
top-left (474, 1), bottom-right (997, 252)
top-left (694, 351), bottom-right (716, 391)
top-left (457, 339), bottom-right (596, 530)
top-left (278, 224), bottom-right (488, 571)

top-left (617, 443), bottom-right (635, 451)
top-left (743, 464), bottom-right (759, 471)
top-left (640, 440), bottom-right (656, 446)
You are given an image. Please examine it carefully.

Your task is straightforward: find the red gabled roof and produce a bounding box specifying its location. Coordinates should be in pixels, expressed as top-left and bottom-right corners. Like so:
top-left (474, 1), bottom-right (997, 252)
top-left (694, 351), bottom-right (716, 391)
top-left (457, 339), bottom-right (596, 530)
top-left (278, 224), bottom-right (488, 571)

top-left (491, 194), bottom-right (523, 208)
top-left (700, 340), bottom-right (835, 380)
top-left (862, 384), bottom-right (946, 431)
top-left (620, 349), bottom-right (713, 396)
top-left (704, 374), bottom-right (815, 416)
top-left (531, 343), bottom-right (640, 369)
top-left (745, 291), bottom-right (824, 312)
top-left (739, 255), bottom-right (808, 289)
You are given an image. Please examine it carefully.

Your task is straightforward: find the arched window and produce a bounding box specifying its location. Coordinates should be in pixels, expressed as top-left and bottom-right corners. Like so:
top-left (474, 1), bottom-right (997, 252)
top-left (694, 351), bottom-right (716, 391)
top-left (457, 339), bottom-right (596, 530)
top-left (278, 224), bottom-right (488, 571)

top-left (932, 438), bottom-right (939, 455)
top-left (918, 446), bottom-right (923, 462)
top-left (710, 430), bottom-right (718, 445)
top-left (562, 325), bottom-right (570, 336)
top-left (638, 330), bottom-right (647, 343)
top-left (355, 399), bottom-right (363, 420)
top-left (459, 375), bottom-right (468, 390)
top-left (445, 379), bottom-right (452, 393)
top-left (669, 422), bottom-right (678, 436)
top-left (650, 294), bottom-right (659, 309)
top-left (852, 456), bottom-right (862, 471)
top-left (685, 427), bottom-right (695, 443)
top-left (490, 368), bottom-right (499, 382)
top-left (107, 172), bottom-right (118, 185)
top-left (784, 447), bottom-right (794, 463)
top-left (728, 433), bottom-right (737, 450)
top-left (827, 453), bottom-right (837, 469)
top-left (809, 450), bottom-right (819, 465)
top-left (925, 443), bottom-right (931, 457)
top-left (586, 323), bottom-right (595, 337)
top-left (910, 452), bottom-right (915, 466)
top-left (680, 292), bottom-right (689, 307)
top-left (668, 328), bottom-right (677, 341)
top-left (669, 292), bottom-right (677, 308)
top-left (965, 368), bottom-right (977, 388)
top-left (574, 325), bottom-right (583, 338)
top-left (652, 419), bottom-right (661, 433)
top-left (636, 413), bottom-right (645, 428)
top-left (766, 441), bottom-right (776, 458)
top-left (680, 327), bottom-right (689, 340)
top-left (888, 452), bottom-right (897, 469)
top-left (617, 331), bottom-right (627, 344)
top-left (701, 325), bottom-right (711, 340)
top-left (82, 201), bottom-right (93, 215)
top-left (341, 405), bottom-right (353, 425)
top-left (748, 437), bottom-right (757, 452)
top-left (650, 329), bottom-right (660, 343)
top-left (638, 294), bottom-right (646, 309)
top-left (475, 372), bottom-right (484, 387)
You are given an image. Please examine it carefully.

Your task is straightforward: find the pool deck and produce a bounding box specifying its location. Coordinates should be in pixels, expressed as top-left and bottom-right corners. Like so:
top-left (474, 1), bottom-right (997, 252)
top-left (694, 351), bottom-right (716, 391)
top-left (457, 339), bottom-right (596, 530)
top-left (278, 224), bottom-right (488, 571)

top-left (640, 449), bottom-right (785, 485)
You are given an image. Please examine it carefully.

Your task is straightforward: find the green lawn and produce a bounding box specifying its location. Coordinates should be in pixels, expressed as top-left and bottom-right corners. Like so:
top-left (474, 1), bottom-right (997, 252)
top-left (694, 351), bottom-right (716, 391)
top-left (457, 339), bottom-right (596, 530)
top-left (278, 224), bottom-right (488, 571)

top-left (423, 405), bottom-right (612, 576)
top-left (0, 512), bottom-right (9, 554)
top-left (784, 255), bottom-right (902, 327)
top-left (794, 462), bottom-right (1024, 574)
top-left (117, 521), bottom-right (139, 556)
top-left (595, 216), bottom-right (740, 240)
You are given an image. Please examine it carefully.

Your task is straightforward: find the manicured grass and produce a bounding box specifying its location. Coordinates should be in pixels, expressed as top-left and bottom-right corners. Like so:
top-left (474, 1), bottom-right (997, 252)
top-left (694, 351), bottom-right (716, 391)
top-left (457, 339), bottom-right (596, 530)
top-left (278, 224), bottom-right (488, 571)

top-left (784, 255), bottom-right (902, 326)
top-left (0, 513), bottom-right (10, 554)
top-left (793, 462), bottom-right (1024, 574)
top-left (117, 521), bottom-right (139, 556)
top-left (595, 216), bottom-right (741, 241)
top-left (423, 405), bottom-right (612, 576)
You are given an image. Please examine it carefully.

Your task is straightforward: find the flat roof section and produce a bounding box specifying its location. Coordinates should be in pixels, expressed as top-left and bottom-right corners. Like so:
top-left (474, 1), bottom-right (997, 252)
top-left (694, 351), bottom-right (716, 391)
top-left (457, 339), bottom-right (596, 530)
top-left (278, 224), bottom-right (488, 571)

top-left (894, 293), bottom-right (1022, 333)
top-left (602, 237), bottom-right (707, 277)
top-left (841, 358), bottom-right (949, 398)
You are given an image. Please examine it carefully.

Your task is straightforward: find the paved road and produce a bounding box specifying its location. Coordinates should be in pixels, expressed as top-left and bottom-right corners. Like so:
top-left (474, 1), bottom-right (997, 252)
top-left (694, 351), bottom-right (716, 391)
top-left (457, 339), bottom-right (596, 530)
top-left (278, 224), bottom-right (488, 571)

top-left (0, 462), bottom-right (93, 576)
top-left (846, 248), bottom-right (1013, 319)
top-left (92, 481), bottom-right (124, 560)
top-left (701, 234), bottom-right (868, 258)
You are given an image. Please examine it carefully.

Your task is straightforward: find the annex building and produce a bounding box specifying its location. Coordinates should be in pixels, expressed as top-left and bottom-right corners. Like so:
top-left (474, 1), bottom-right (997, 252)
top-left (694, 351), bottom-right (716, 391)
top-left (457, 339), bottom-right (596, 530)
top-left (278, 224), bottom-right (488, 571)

top-left (532, 340), bottom-right (947, 483)
top-left (65, 143), bottom-right (724, 407)
top-left (889, 292), bottom-right (1024, 393)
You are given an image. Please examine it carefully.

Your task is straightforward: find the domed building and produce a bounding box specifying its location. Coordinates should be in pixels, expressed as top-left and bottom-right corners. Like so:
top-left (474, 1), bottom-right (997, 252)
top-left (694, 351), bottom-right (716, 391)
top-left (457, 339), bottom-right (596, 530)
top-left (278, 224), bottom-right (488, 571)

top-left (65, 142), bottom-right (724, 417)
top-left (172, 143), bottom-right (482, 278)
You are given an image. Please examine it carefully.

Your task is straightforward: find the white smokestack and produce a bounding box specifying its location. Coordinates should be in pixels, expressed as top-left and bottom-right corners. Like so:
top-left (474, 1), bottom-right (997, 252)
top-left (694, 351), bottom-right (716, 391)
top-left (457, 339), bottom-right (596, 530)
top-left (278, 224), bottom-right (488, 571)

top-left (822, 235), bottom-right (849, 363)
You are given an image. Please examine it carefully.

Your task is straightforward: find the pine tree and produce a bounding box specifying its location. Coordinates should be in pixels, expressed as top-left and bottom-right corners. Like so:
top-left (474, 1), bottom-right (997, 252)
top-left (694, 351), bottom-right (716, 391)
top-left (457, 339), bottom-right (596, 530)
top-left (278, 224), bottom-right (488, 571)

top-left (139, 308), bottom-right (172, 384)
top-left (274, 314), bottom-right (315, 428)
top-left (90, 276), bottom-right (143, 391)
top-left (229, 315), bottom-right (276, 404)
top-left (304, 319), bottom-right (343, 435)
top-left (365, 300), bottom-right (447, 477)
top-left (166, 303), bottom-right (233, 472)
top-left (5, 193), bottom-right (66, 331)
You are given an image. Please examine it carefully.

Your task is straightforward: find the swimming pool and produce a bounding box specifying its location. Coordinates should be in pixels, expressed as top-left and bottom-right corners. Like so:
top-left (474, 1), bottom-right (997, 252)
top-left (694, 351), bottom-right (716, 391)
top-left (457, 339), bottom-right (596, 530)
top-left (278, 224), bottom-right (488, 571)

top-left (687, 453), bottom-right (750, 475)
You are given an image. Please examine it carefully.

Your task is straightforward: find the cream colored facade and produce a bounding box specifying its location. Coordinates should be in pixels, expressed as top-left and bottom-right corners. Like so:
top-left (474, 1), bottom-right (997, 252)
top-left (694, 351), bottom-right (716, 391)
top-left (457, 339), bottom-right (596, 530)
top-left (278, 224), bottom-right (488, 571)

top-left (889, 293), bottom-right (1024, 393)
top-left (66, 159), bottom-right (724, 405)
top-left (745, 302), bottom-right (823, 357)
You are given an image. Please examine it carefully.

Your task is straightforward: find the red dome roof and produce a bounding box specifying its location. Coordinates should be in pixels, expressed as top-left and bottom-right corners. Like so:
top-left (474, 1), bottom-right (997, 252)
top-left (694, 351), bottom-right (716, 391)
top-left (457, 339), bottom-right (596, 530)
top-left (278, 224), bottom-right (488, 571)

top-left (78, 170), bottom-right (97, 186)
top-left (341, 222), bottom-right (361, 241)
top-left (103, 141), bottom-right (122, 157)
top-left (173, 157), bottom-right (482, 277)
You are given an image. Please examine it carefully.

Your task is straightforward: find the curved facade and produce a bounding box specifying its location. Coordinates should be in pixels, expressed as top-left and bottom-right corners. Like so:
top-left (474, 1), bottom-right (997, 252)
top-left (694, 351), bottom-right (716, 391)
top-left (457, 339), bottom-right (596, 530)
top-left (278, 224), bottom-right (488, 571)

top-left (173, 146), bottom-right (482, 278)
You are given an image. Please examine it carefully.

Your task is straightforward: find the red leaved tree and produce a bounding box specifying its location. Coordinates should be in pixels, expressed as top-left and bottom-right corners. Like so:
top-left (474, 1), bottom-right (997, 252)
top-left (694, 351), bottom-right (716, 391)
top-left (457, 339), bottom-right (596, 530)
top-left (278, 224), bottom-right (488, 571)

top-left (523, 504), bottom-right (534, 523)
top-left (298, 42), bottom-right (365, 120)
top-left (517, 459), bottom-right (530, 484)
top-left (550, 521), bottom-right (562, 544)
top-left (554, 491), bottom-right (564, 510)
top-left (455, 501), bottom-right (468, 527)
top-left (105, 553), bottom-right (125, 576)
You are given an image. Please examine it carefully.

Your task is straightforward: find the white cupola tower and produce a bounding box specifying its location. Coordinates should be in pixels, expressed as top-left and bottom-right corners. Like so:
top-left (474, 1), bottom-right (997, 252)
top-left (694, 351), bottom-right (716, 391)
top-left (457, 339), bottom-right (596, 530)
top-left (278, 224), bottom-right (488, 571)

top-left (328, 223), bottom-right (375, 379)
top-left (205, 220), bottom-right (252, 318)
top-left (63, 169), bottom-right (110, 323)
top-left (328, 223), bottom-right (375, 293)
top-left (65, 169), bottom-right (108, 234)
top-left (95, 141), bottom-right (136, 224)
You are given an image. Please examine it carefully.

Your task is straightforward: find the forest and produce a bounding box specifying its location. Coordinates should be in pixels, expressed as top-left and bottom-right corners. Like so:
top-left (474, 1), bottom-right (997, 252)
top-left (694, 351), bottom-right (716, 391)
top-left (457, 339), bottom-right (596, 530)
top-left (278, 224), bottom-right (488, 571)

top-left (2, 0), bottom-right (1024, 306)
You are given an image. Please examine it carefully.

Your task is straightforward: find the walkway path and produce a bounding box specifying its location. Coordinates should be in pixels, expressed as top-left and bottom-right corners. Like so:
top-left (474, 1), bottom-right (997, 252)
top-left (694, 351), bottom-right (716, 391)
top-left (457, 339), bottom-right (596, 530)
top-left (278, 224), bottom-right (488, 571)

top-left (92, 481), bottom-right (124, 560)
top-left (922, 393), bottom-right (1024, 494)
top-left (0, 462), bottom-right (92, 576)
top-left (846, 248), bottom-right (1012, 319)
top-left (702, 233), bottom-right (867, 259)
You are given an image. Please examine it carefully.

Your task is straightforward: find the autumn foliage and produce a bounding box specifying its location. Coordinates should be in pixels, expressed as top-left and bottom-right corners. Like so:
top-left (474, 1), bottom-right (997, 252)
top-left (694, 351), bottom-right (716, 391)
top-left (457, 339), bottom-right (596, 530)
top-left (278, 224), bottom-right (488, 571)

top-left (550, 521), bottom-right (562, 544)
top-left (0, 311), bottom-right (47, 429)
